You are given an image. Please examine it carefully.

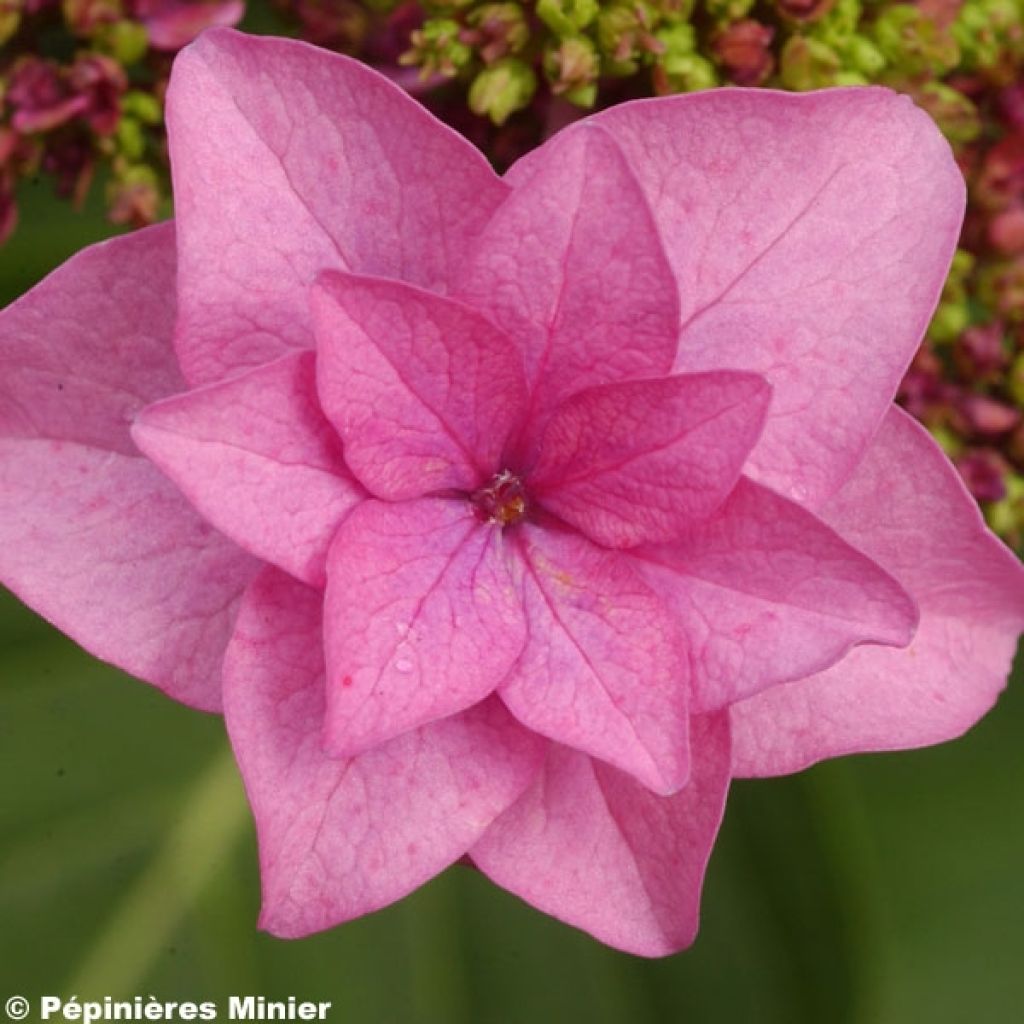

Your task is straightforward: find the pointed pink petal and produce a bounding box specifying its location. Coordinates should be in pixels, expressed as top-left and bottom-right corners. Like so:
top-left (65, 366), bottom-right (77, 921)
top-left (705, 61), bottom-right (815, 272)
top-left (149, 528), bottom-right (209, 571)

top-left (531, 372), bottom-right (770, 547)
top-left (132, 352), bottom-right (364, 588)
top-left (0, 225), bottom-right (256, 710)
top-left (224, 566), bottom-right (542, 937)
top-left (732, 408), bottom-right (1024, 776)
top-left (500, 525), bottom-right (689, 795)
top-left (1, 224), bottom-right (183, 452)
top-left (313, 273), bottom-right (527, 500)
top-left (633, 477), bottom-right (919, 712)
top-left (322, 499), bottom-right (525, 756)
top-left (141, 0), bottom-right (244, 50)
top-left (584, 89), bottom-right (964, 506)
top-left (0, 448), bottom-right (256, 710)
top-left (167, 28), bottom-right (509, 387)
top-left (471, 713), bottom-right (731, 957)
top-left (457, 124), bottom-right (679, 451)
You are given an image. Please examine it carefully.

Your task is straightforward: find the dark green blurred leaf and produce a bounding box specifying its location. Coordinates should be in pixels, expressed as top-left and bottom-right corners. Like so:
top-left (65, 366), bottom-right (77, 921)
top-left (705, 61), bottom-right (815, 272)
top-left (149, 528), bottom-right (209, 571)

top-left (2, 178), bottom-right (129, 307)
top-left (3, 584), bottom-right (1021, 1021)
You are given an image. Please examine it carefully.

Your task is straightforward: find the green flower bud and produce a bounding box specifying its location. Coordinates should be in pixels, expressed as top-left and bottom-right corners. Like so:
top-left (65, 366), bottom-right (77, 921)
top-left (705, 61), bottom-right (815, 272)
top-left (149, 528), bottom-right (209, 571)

top-left (914, 82), bottom-right (982, 145)
top-left (563, 83), bottom-right (599, 107)
top-left (656, 22), bottom-right (697, 56)
top-left (469, 57), bottom-right (537, 124)
top-left (655, 21), bottom-right (700, 87)
top-left (400, 18), bottom-right (472, 77)
top-left (927, 299), bottom-right (971, 345)
top-left (930, 425), bottom-right (964, 459)
top-left (841, 34), bottom-right (886, 75)
top-left (122, 89), bottom-right (162, 125)
top-left (657, 50), bottom-right (718, 91)
top-left (120, 162), bottom-right (157, 186)
top-left (827, 0), bottom-right (860, 30)
top-left (561, 81), bottom-right (598, 108)
top-left (544, 35), bottom-right (600, 106)
top-left (597, 3), bottom-right (647, 71)
top-left (101, 19), bottom-right (148, 64)
top-left (779, 35), bottom-right (841, 90)
top-left (536, 0), bottom-right (598, 36)
top-left (464, 4), bottom-right (530, 63)
top-left (115, 116), bottom-right (145, 161)
top-left (932, 250), bottom-right (973, 320)
top-left (596, 2), bottom-right (633, 50)
top-left (872, 5), bottom-right (959, 76)
top-left (949, 248), bottom-right (976, 290)
top-left (807, 0), bottom-right (860, 47)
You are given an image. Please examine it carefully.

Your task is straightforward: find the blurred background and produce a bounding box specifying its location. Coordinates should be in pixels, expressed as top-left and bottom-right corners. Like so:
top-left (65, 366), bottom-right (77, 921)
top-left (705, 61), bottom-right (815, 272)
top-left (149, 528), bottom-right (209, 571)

top-left (2, 1), bottom-right (1024, 1020)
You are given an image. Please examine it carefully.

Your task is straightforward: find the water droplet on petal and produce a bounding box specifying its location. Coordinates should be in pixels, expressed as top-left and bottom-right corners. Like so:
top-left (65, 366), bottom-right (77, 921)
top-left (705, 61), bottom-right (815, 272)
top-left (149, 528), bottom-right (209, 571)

top-left (395, 658), bottom-right (414, 674)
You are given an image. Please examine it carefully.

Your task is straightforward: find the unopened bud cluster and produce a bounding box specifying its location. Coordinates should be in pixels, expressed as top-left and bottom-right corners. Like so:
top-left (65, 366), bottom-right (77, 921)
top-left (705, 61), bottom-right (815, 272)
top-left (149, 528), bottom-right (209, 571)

top-left (389, 0), bottom-right (1023, 129)
top-left (0, 0), bottom-right (242, 241)
top-left (900, 79), bottom-right (1024, 552)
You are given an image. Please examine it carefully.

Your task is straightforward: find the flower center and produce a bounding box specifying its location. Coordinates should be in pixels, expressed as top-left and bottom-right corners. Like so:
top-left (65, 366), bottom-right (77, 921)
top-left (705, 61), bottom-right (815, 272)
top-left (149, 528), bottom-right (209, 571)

top-left (471, 470), bottom-right (528, 527)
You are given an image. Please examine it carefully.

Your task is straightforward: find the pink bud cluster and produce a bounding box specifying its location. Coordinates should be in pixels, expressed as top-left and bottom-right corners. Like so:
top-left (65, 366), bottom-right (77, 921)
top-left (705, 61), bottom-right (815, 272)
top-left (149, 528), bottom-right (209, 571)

top-left (900, 75), bottom-right (1024, 550)
top-left (0, 0), bottom-right (242, 241)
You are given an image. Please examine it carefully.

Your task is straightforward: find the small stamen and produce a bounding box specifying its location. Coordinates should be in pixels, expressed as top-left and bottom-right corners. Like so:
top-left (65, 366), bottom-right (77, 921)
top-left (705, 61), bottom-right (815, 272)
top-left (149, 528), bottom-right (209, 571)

top-left (471, 469), bottom-right (528, 527)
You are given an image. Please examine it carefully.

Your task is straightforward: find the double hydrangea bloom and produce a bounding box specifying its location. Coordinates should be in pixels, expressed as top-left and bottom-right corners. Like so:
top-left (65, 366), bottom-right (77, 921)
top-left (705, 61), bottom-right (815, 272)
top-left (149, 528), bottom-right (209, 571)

top-left (2, 29), bottom-right (1022, 956)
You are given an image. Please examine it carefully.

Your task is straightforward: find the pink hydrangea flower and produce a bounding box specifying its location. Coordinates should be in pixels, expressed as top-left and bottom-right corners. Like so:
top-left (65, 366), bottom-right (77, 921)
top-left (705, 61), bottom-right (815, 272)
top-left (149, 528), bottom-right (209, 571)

top-left (2, 28), bottom-right (1023, 956)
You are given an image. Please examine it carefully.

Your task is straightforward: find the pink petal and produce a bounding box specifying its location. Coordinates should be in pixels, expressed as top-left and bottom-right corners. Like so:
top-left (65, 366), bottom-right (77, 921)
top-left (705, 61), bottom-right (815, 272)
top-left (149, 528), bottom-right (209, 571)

top-left (0, 449), bottom-right (256, 710)
top-left (0, 225), bottom-right (256, 710)
top-left (732, 408), bottom-right (1024, 776)
top-left (633, 477), bottom-right (919, 712)
top-left (313, 272), bottom-right (526, 500)
top-left (141, 0), bottom-right (245, 51)
top-left (224, 566), bottom-right (542, 937)
top-left (322, 499), bottom-right (525, 757)
top-left (1, 224), bottom-right (183, 452)
top-left (457, 123), bottom-right (679, 454)
top-left (132, 351), bottom-right (363, 588)
top-left (167, 28), bottom-right (509, 387)
top-left (531, 372), bottom-right (770, 547)
top-left (586, 89), bottom-right (965, 507)
top-left (471, 713), bottom-right (731, 957)
top-left (500, 525), bottom-right (689, 795)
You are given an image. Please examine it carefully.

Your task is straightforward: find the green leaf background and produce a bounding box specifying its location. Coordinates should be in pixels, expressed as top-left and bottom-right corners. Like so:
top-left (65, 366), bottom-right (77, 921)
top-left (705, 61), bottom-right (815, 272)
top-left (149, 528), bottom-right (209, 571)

top-left (2, 179), bottom-right (1022, 1023)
